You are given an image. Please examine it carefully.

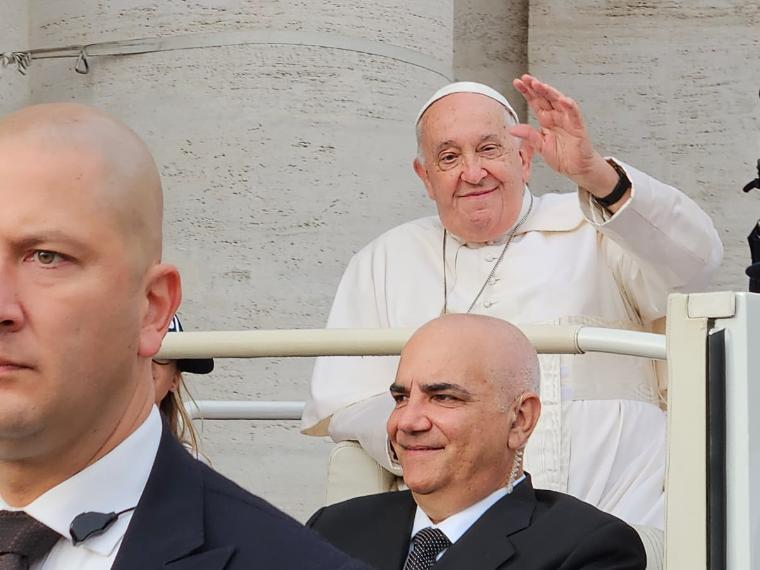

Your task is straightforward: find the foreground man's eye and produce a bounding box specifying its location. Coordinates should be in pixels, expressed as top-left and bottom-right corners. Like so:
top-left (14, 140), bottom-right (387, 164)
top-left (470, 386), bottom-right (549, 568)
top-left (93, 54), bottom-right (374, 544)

top-left (28, 250), bottom-right (64, 266)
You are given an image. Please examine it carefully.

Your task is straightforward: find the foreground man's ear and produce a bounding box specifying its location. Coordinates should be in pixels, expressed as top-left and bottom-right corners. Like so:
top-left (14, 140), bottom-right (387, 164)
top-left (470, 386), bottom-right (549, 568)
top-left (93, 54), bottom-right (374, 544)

top-left (508, 392), bottom-right (541, 451)
top-left (138, 264), bottom-right (182, 358)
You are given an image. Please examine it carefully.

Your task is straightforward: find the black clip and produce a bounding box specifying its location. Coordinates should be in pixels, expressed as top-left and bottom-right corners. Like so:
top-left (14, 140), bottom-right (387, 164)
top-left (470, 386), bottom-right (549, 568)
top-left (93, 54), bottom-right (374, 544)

top-left (70, 511), bottom-right (118, 545)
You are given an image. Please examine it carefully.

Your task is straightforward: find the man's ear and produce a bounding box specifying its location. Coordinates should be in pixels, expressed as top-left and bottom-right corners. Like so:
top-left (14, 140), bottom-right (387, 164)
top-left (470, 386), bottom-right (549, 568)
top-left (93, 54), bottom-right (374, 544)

top-left (413, 158), bottom-right (436, 201)
top-left (137, 264), bottom-right (182, 358)
top-left (518, 143), bottom-right (533, 185)
top-left (507, 392), bottom-right (541, 450)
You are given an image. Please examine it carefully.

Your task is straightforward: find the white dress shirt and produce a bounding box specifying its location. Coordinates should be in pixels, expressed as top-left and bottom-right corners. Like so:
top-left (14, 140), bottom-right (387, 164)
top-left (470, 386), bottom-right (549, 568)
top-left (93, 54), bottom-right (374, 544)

top-left (409, 477), bottom-right (526, 561)
top-left (0, 406), bottom-right (162, 569)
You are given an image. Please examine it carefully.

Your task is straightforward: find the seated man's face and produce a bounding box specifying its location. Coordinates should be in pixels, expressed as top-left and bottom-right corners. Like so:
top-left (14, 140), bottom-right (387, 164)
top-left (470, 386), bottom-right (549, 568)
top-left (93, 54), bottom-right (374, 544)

top-left (413, 92), bottom-right (531, 243)
top-left (387, 330), bottom-right (514, 505)
top-left (0, 131), bottom-right (146, 460)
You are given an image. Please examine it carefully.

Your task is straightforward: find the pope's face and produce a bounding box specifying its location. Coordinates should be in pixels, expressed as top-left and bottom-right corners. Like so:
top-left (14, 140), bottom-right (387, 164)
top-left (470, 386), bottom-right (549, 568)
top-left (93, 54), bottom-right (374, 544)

top-left (414, 93), bottom-right (531, 243)
top-left (0, 139), bottom-right (145, 460)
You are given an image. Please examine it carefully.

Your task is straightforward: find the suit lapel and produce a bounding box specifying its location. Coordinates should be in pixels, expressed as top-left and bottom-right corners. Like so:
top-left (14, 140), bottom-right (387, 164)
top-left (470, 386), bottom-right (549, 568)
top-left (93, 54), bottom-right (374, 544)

top-left (113, 425), bottom-right (233, 569)
top-left (434, 478), bottom-right (537, 570)
top-left (361, 491), bottom-right (417, 570)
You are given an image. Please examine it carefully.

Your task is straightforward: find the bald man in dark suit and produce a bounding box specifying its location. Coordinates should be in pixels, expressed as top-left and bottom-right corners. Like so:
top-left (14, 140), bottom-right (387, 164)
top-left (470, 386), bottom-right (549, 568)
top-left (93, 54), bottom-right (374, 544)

top-left (308, 315), bottom-right (646, 569)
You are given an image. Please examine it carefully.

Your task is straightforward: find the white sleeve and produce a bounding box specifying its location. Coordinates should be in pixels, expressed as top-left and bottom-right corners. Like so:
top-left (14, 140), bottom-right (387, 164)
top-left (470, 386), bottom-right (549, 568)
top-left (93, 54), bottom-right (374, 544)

top-left (301, 246), bottom-right (400, 436)
top-left (578, 159), bottom-right (723, 322)
top-left (327, 392), bottom-right (402, 475)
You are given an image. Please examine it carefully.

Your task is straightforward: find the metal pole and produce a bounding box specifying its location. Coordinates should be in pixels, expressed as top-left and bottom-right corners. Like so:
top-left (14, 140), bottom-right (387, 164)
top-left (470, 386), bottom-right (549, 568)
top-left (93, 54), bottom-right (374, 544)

top-left (187, 400), bottom-right (305, 420)
top-left (158, 325), bottom-right (666, 360)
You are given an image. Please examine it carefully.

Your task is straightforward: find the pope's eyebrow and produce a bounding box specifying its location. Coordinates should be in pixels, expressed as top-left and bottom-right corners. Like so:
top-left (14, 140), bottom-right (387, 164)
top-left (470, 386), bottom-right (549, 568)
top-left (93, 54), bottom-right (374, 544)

top-left (433, 134), bottom-right (502, 156)
top-left (478, 134), bottom-right (501, 144)
top-left (433, 140), bottom-right (458, 155)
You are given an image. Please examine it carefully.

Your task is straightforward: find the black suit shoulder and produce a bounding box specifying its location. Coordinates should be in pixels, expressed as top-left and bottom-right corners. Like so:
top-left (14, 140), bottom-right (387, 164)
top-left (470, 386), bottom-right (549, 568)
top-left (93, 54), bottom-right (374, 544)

top-left (115, 426), bottom-right (368, 570)
top-left (308, 491), bottom-right (416, 570)
top-left (512, 488), bottom-right (646, 570)
top-left (307, 489), bottom-right (412, 533)
top-left (196, 457), bottom-right (369, 569)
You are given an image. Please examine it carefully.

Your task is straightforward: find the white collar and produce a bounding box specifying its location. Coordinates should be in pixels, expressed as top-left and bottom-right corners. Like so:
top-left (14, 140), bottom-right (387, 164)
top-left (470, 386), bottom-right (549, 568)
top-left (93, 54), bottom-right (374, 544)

top-left (411, 475), bottom-right (526, 545)
top-left (0, 406), bottom-right (162, 557)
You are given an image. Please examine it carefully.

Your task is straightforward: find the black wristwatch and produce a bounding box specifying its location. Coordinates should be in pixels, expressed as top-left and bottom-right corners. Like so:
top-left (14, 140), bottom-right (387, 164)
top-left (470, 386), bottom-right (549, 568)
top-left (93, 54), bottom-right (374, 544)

top-left (595, 159), bottom-right (631, 208)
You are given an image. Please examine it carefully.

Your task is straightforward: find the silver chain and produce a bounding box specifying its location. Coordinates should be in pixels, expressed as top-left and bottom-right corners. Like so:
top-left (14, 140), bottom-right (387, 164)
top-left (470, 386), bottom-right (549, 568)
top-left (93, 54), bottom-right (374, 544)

top-left (441, 192), bottom-right (534, 315)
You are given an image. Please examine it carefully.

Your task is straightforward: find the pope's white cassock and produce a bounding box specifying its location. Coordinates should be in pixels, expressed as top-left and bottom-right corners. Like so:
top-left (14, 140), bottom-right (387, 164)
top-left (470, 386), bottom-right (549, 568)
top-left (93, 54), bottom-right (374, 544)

top-left (302, 160), bottom-right (722, 530)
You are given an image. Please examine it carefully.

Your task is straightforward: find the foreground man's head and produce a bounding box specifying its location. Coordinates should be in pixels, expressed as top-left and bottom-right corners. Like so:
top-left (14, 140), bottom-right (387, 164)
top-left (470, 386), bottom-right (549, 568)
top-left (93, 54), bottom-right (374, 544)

top-left (388, 314), bottom-right (541, 522)
top-left (0, 103), bottom-right (181, 505)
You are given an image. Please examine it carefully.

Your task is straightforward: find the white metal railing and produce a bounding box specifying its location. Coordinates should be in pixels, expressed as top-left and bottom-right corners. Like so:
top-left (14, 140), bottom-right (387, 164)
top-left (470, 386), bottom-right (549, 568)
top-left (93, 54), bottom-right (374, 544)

top-left (173, 325), bottom-right (666, 420)
top-left (187, 400), bottom-right (304, 420)
top-left (161, 325), bottom-right (666, 359)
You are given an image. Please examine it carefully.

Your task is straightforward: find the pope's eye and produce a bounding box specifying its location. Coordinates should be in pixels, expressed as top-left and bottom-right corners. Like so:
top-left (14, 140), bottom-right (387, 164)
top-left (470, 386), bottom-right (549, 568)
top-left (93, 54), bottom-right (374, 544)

top-left (479, 144), bottom-right (502, 157)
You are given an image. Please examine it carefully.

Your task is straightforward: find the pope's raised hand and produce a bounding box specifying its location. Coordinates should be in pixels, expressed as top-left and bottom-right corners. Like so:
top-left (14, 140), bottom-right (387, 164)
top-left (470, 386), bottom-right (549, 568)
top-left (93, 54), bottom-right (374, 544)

top-left (511, 74), bottom-right (615, 194)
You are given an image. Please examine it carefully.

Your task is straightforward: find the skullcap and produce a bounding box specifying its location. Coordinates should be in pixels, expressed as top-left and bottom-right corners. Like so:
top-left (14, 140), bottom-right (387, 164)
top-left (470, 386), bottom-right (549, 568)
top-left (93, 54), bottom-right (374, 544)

top-left (415, 81), bottom-right (520, 125)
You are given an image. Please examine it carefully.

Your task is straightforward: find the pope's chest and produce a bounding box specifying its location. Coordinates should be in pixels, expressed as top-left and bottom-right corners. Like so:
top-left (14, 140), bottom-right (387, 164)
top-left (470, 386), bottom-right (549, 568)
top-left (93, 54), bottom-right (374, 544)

top-left (388, 230), bottom-right (617, 322)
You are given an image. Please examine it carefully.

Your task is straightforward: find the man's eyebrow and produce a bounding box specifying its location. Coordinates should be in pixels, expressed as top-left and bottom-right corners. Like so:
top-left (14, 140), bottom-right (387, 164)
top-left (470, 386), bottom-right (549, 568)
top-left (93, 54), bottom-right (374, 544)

top-left (14, 232), bottom-right (90, 251)
top-left (389, 383), bottom-right (409, 395)
top-left (419, 382), bottom-right (473, 399)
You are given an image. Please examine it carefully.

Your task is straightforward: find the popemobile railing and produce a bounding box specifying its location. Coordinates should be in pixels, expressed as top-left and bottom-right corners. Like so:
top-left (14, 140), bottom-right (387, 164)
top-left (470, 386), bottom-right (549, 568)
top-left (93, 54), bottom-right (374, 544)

top-left (159, 325), bottom-right (665, 421)
top-left (156, 291), bottom-right (760, 570)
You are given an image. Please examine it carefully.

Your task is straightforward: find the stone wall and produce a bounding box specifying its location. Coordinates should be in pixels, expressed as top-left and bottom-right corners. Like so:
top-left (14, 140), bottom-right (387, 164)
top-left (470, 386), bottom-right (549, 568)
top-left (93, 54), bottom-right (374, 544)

top-left (0, 0), bottom-right (29, 112)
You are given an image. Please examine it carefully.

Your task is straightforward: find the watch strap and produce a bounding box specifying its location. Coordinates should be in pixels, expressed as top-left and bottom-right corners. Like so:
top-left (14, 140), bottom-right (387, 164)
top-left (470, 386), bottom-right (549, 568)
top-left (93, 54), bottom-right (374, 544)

top-left (595, 159), bottom-right (631, 208)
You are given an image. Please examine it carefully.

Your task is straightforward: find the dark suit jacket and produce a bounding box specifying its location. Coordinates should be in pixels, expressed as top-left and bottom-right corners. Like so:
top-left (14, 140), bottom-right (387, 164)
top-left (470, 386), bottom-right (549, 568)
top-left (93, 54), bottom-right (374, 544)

top-left (307, 476), bottom-right (646, 569)
top-left (112, 425), bottom-right (367, 570)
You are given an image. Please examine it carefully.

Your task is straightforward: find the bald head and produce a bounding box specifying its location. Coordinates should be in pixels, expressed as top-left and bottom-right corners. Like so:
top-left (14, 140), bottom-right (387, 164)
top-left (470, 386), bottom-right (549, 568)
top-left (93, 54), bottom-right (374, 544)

top-left (400, 314), bottom-right (539, 404)
top-left (0, 103), bottom-right (164, 267)
top-left (390, 315), bottom-right (541, 517)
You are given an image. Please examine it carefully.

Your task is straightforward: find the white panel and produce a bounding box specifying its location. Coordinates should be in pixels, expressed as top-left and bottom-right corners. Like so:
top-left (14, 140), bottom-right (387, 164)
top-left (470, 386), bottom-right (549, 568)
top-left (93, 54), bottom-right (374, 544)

top-left (713, 292), bottom-right (760, 569)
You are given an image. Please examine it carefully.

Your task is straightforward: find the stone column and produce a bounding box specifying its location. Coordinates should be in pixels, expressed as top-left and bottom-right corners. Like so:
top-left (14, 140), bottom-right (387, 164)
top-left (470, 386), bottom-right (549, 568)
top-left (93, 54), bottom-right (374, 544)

top-left (453, 0), bottom-right (528, 119)
top-left (528, 1), bottom-right (760, 290)
top-left (23, 0), bottom-right (453, 519)
top-left (0, 0), bottom-right (30, 113)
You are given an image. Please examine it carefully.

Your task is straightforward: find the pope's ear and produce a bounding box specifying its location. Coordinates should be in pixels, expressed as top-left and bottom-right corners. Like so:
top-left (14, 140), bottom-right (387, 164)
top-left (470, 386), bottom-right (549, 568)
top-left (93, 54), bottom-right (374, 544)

top-left (413, 158), bottom-right (435, 200)
top-left (518, 144), bottom-right (533, 185)
top-left (137, 264), bottom-right (182, 358)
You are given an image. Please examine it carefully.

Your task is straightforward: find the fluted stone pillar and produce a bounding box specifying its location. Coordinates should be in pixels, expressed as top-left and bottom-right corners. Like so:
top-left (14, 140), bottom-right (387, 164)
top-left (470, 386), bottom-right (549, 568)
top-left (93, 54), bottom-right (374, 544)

top-left (0, 0), bottom-right (29, 113)
top-left (453, 0), bottom-right (528, 120)
top-left (22, 0), bottom-right (453, 519)
top-left (528, 1), bottom-right (760, 291)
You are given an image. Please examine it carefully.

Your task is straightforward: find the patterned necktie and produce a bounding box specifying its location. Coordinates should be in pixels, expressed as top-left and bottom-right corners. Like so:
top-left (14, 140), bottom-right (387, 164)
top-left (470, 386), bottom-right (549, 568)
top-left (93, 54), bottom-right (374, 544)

top-left (0, 511), bottom-right (61, 570)
top-left (403, 527), bottom-right (452, 570)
